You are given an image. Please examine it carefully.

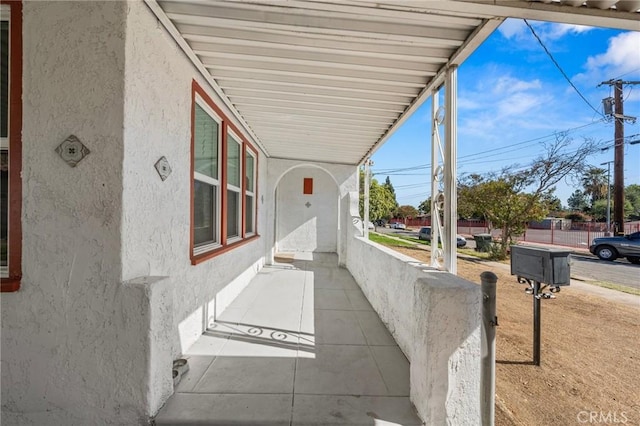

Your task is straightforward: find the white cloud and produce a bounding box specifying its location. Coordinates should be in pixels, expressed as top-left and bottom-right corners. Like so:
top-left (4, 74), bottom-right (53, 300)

top-left (584, 32), bottom-right (640, 78)
top-left (459, 71), bottom-right (555, 142)
top-left (497, 19), bottom-right (595, 45)
top-left (497, 19), bottom-right (528, 40)
top-left (546, 23), bottom-right (594, 39)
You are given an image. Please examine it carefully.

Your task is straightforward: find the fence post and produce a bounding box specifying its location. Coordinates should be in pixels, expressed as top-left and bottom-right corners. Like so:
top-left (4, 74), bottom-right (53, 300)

top-left (481, 271), bottom-right (498, 426)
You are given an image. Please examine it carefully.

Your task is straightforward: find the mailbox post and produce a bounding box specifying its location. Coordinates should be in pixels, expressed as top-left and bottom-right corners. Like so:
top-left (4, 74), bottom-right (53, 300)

top-left (510, 245), bottom-right (571, 366)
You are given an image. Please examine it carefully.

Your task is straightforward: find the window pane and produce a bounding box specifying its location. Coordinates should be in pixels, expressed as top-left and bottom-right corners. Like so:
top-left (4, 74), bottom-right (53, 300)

top-left (227, 134), bottom-right (240, 188)
top-left (194, 181), bottom-right (216, 246)
top-left (1, 150), bottom-right (8, 268)
top-left (245, 194), bottom-right (254, 234)
top-left (245, 153), bottom-right (254, 192)
top-left (227, 189), bottom-right (239, 238)
top-left (194, 104), bottom-right (218, 179)
top-left (1, 20), bottom-right (8, 139)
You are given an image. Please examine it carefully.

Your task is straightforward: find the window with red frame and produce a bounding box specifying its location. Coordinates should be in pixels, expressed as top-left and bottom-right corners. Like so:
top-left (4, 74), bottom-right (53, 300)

top-left (191, 81), bottom-right (258, 264)
top-left (1, 1), bottom-right (22, 292)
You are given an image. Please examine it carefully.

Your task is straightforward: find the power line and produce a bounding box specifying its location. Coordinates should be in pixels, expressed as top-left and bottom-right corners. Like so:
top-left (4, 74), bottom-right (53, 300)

top-left (523, 19), bottom-right (604, 119)
top-left (372, 120), bottom-right (605, 175)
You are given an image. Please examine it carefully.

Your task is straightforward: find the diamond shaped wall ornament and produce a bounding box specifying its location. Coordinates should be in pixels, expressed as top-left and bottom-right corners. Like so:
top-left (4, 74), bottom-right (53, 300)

top-left (305, 202), bottom-right (311, 208)
top-left (55, 135), bottom-right (90, 167)
top-left (154, 156), bottom-right (172, 181)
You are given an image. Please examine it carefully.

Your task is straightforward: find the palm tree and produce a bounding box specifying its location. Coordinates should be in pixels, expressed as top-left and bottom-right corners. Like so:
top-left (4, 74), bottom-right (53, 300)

top-left (581, 166), bottom-right (608, 207)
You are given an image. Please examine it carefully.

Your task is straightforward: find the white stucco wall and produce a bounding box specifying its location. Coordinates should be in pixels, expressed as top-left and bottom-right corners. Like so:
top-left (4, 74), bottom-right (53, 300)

top-left (266, 159), bottom-right (357, 264)
top-left (2, 2), bottom-right (270, 424)
top-left (1, 2), bottom-right (135, 425)
top-left (345, 206), bottom-right (482, 424)
top-left (122, 0), bottom-right (269, 348)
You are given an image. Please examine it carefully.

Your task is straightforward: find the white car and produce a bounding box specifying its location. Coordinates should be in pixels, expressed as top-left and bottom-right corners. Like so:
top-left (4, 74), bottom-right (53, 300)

top-left (391, 222), bottom-right (406, 230)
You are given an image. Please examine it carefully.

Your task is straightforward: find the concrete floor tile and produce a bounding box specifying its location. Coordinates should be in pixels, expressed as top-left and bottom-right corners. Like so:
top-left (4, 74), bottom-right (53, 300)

top-left (193, 356), bottom-right (296, 394)
top-left (314, 288), bottom-right (352, 310)
top-left (294, 345), bottom-right (387, 396)
top-left (313, 310), bottom-right (367, 345)
top-left (345, 290), bottom-right (374, 311)
top-left (214, 307), bottom-right (247, 323)
top-left (370, 346), bottom-right (410, 396)
top-left (154, 393), bottom-right (293, 425)
top-left (184, 333), bottom-right (229, 357)
top-left (291, 395), bottom-right (423, 425)
top-left (218, 334), bottom-right (299, 358)
top-left (355, 311), bottom-right (397, 346)
top-left (174, 356), bottom-right (215, 393)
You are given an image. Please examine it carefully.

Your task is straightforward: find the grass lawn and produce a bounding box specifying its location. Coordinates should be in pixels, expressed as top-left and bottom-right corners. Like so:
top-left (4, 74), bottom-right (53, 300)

top-left (368, 233), bottom-right (416, 248)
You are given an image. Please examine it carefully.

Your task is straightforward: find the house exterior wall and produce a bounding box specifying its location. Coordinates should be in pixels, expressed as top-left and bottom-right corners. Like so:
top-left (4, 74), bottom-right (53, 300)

top-left (121, 0), bottom-right (269, 354)
top-left (1, 2), bottom-right (270, 424)
top-left (1, 2), bottom-right (133, 425)
top-left (276, 167), bottom-right (338, 252)
top-left (265, 159), bottom-right (358, 265)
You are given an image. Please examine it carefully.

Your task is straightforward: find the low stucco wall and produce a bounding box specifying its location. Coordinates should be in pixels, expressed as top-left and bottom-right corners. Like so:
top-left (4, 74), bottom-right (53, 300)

top-left (346, 233), bottom-right (481, 424)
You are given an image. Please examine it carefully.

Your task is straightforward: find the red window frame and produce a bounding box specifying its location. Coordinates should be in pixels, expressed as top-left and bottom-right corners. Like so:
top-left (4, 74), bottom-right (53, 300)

top-left (190, 81), bottom-right (259, 265)
top-left (1, 0), bottom-right (23, 292)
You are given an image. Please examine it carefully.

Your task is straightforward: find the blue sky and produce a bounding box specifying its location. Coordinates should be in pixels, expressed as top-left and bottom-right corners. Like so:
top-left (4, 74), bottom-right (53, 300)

top-left (371, 19), bottom-right (640, 208)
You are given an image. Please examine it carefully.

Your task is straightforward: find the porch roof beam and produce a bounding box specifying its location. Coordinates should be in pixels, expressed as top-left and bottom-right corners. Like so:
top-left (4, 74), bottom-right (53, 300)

top-left (206, 67), bottom-right (427, 89)
top-left (237, 105), bottom-right (398, 123)
top-left (190, 42), bottom-right (444, 73)
top-left (180, 27), bottom-right (455, 62)
top-left (438, 1), bottom-right (639, 31)
top-left (161, 2), bottom-right (474, 44)
top-left (223, 87), bottom-right (413, 107)
top-left (201, 60), bottom-right (435, 84)
top-left (232, 97), bottom-right (405, 115)
top-left (215, 77), bottom-right (420, 98)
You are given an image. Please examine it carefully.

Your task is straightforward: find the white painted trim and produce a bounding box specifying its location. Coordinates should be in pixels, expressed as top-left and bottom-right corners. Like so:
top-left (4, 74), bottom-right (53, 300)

top-left (444, 66), bottom-right (458, 275)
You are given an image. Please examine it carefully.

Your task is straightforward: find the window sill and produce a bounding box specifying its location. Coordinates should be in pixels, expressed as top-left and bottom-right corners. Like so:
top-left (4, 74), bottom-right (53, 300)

top-left (1, 277), bottom-right (21, 292)
top-left (191, 234), bottom-right (260, 265)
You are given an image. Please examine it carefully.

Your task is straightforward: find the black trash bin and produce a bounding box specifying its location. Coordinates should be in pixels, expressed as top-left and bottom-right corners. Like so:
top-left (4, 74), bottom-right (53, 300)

top-left (473, 234), bottom-right (493, 252)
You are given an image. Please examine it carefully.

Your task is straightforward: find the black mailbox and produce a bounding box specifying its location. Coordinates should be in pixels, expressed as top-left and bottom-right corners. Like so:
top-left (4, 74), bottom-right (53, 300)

top-left (510, 245), bottom-right (571, 286)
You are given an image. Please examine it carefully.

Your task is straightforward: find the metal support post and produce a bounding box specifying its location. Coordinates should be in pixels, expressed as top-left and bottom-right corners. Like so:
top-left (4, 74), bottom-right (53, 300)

top-left (533, 281), bottom-right (541, 366)
top-left (444, 66), bottom-right (458, 274)
top-left (364, 159), bottom-right (371, 239)
top-left (481, 272), bottom-right (498, 426)
top-left (430, 91), bottom-right (441, 268)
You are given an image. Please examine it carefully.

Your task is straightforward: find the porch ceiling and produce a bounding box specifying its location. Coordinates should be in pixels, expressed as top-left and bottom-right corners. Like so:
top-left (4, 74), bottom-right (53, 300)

top-left (149, 0), bottom-right (639, 165)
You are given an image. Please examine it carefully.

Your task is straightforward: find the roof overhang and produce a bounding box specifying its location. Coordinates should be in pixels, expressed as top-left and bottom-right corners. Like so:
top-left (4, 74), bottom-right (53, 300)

top-left (146, 0), bottom-right (639, 165)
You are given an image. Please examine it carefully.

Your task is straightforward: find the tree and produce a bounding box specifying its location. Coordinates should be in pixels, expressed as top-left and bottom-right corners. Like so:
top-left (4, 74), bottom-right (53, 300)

top-left (418, 198), bottom-right (431, 215)
top-left (581, 166), bottom-right (608, 207)
top-left (395, 205), bottom-right (418, 219)
top-left (625, 184), bottom-right (640, 219)
top-left (383, 176), bottom-right (399, 210)
top-left (359, 170), bottom-right (396, 222)
top-left (458, 136), bottom-right (598, 259)
top-left (591, 198), bottom-right (633, 222)
top-left (567, 189), bottom-right (589, 212)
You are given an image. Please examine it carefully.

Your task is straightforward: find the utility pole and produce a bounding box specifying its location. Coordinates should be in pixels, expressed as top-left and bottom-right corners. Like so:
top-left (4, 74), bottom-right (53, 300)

top-left (600, 79), bottom-right (639, 235)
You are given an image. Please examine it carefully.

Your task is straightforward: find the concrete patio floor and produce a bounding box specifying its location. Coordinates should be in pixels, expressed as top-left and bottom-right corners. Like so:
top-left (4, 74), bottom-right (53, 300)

top-left (154, 252), bottom-right (423, 425)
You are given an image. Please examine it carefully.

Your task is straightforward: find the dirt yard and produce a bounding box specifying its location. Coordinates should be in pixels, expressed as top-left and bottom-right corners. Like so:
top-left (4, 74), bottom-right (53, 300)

top-left (388, 245), bottom-right (640, 426)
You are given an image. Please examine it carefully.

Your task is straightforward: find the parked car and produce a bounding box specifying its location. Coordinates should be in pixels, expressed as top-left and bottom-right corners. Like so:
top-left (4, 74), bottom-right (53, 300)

top-left (418, 226), bottom-right (467, 247)
top-left (390, 222), bottom-right (406, 230)
top-left (366, 221), bottom-right (375, 230)
top-left (589, 231), bottom-right (640, 263)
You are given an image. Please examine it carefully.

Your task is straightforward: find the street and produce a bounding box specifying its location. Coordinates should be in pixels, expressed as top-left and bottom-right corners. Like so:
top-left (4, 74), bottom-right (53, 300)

top-left (373, 226), bottom-right (639, 290)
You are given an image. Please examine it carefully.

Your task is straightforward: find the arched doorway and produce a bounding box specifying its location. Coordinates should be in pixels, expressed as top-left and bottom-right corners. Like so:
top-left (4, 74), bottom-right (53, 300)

top-left (275, 166), bottom-right (339, 253)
